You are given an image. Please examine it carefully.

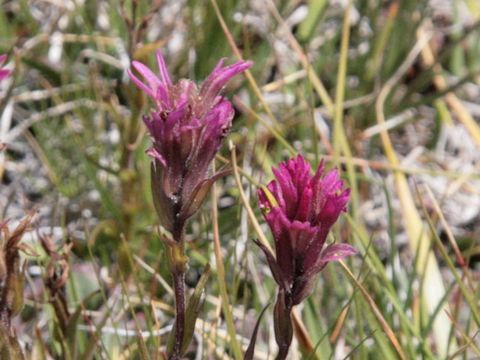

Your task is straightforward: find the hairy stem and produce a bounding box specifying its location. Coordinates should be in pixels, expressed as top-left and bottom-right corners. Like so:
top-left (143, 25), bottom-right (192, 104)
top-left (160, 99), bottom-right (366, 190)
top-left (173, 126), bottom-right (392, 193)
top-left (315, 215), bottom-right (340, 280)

top-left (168, 226), bottom-right (187, 360)
top-left (170, 268), bottom-right (186, 360)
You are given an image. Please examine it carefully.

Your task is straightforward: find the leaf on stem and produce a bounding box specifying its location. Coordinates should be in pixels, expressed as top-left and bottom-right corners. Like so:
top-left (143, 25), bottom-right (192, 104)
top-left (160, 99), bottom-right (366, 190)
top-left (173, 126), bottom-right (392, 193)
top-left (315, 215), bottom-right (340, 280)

top-left (181, 264), bottom-right (211, 355)
top-left (244, 303), bottom-right (270, 360)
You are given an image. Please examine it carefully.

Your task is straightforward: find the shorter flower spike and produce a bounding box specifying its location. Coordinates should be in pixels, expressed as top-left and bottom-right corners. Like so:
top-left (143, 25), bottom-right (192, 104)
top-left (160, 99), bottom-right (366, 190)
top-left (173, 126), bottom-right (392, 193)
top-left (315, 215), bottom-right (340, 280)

top-left (257, 155), bottom-right (356, 359)
top-left (257, 154), bottom-right (356, 305)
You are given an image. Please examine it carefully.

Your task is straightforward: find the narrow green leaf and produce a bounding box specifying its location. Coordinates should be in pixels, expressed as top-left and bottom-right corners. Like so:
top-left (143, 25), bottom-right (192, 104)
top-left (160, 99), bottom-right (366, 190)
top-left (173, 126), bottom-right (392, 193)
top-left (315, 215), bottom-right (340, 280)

top-left (244, 303), bottom-right (269, 360)
top-left (181, 264), bottom-right (211, 355)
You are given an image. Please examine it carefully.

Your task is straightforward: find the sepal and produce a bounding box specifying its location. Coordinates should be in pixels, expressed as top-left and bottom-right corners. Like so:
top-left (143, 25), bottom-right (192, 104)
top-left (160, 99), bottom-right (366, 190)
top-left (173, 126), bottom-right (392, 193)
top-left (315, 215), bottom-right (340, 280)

top-left (179, 169), bottom-right (230, 221)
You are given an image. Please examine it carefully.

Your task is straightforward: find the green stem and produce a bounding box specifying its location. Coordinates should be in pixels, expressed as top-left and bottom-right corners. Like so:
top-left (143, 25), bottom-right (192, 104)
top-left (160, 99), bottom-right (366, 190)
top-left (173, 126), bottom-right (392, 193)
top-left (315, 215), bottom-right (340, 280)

top-left (170, 269), bottom-right (186, 360)
top-left (168, 229), bottom-right (187, 360)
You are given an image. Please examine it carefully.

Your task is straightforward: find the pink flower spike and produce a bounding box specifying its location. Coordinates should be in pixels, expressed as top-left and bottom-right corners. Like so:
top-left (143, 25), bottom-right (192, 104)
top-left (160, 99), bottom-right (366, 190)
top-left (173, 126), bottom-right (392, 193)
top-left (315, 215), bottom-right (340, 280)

top-left (256, 155), bottom-right (356, 306)
top-left (130, 48), bottom-right (252, 234)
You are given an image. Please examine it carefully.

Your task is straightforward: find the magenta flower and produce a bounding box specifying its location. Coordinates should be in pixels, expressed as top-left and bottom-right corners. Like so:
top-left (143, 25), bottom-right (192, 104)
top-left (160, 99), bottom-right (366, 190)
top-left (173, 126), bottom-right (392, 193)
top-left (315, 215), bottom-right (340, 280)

top-left (129, 51), bottom-right (251, 359)
top-left (0, 55), bottom-right (11, 82)
top-left (128, 51), bottom-right (251, 237)
top-left (257, 154), bottom-right (356, 305)
top-left (257, 155), bottom-right (356, 358)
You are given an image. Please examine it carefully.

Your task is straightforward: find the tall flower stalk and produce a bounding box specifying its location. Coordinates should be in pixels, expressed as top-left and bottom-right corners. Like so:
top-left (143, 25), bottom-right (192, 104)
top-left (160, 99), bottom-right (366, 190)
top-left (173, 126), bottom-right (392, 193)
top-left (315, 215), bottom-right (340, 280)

top-left (256, 155), bottom-right (356, 359)
top-left (128, 50), bottom-right (251, 359)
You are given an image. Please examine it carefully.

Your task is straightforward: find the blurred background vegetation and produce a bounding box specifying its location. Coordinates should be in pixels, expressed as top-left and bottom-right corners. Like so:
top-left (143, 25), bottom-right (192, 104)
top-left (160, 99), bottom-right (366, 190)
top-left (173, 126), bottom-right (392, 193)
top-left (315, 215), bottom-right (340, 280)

top-left (1, 0), bottom-right (480, 359)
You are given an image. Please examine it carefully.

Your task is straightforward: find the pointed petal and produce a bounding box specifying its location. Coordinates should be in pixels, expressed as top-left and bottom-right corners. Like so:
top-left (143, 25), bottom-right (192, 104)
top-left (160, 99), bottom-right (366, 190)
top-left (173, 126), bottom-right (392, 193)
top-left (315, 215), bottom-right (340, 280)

top-left (129, 61), bottom-right (162, 98)
top-left (272, 168), bottom-right (296, 217)
top-left (211, 58), bottom-right (226, 73)
top-left (257, 187), bottom-right (270, 210)
top-left (156, 50), bottom-right (172, 86)
top-left (267, 180), bottom-right (286, 212)
top-left (199, 60), bottom-right (252, 112)
top-left (321, 168), bottom-right (344, 194)
top-left (156, 83), bottom-right (171, 109)
top-left (313, 159), bottom-right (325, 179)
top-left (318, 188), bottom-right (350, 227)
top-left (128, 68), bottom-right (155, 98)
top-left (199, 58), bottom-right (226, 94)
